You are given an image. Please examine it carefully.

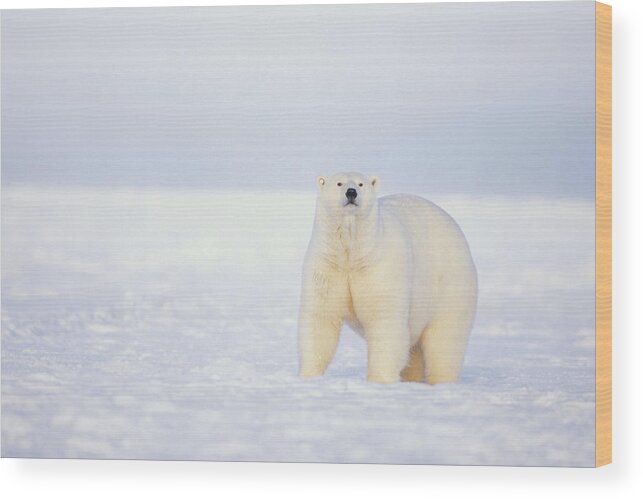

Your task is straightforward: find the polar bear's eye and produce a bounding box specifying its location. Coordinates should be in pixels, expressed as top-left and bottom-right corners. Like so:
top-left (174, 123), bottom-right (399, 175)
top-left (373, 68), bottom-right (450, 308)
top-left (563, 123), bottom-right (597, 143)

top-left (358, 183), bottom-right (363, 187)
top-left (337, 182), bottom-right (343, 187)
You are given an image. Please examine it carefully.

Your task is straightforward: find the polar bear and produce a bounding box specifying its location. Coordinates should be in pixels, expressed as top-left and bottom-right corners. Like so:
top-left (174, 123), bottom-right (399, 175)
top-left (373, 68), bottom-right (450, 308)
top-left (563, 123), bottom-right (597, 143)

top-left (298, 172), bottom-right (477, 384)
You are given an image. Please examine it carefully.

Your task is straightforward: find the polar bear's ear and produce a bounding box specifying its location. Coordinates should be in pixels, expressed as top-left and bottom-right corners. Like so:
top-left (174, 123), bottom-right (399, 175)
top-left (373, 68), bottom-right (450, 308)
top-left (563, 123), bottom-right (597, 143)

top-left (370, 176), bottom-right (380, 192)
top-left (316, 176), bottom-right (326, 190)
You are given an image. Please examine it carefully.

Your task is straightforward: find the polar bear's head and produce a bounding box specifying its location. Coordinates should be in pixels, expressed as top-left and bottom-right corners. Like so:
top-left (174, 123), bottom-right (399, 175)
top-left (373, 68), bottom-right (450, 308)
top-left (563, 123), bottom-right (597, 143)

top-left (315, 172), bottom-right (380, 217)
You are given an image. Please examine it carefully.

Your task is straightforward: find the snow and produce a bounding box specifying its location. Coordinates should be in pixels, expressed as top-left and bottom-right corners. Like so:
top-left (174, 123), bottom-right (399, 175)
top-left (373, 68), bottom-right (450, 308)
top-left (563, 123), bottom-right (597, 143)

top-left (1, 185), bottom-right (595, 466)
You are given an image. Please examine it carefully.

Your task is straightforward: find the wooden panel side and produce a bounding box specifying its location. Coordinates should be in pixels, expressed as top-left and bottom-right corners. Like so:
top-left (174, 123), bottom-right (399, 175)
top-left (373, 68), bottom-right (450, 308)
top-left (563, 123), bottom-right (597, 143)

top-left (596, 1), bottom-right (612, 468)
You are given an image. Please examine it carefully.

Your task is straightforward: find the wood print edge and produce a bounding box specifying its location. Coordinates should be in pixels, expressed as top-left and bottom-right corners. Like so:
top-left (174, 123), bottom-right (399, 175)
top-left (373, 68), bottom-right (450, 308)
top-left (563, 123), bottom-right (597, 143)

top-left (595, 0), bottom-right (612, 468)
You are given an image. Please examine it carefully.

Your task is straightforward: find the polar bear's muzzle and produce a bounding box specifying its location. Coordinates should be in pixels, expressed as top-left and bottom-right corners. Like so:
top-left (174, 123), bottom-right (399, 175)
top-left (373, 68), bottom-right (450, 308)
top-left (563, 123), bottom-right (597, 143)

top-left (344, 188), bottom-right (358, 206)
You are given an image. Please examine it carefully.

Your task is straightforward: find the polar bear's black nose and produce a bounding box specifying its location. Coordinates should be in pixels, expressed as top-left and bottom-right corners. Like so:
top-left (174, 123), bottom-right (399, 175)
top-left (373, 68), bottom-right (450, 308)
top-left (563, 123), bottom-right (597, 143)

top-left (346, 188), bottom-right (357, 200)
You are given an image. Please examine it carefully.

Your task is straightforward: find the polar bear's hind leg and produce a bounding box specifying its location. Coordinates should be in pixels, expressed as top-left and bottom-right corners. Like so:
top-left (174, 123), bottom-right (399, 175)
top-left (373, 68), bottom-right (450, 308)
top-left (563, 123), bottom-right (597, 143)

top-left (400, 344), bottom-right (425, 382)
top-left (421, 308), bottom-right (475, 385)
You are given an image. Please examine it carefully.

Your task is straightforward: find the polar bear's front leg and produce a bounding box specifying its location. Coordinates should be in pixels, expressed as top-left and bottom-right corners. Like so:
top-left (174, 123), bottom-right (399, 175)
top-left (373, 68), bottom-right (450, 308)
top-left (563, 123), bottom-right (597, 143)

top-left (298, 308), bottom-right (342, 378)
top-left (365, 320), bottom-right (410, 384)
top-left (297, 266), bottom-right (347, 378)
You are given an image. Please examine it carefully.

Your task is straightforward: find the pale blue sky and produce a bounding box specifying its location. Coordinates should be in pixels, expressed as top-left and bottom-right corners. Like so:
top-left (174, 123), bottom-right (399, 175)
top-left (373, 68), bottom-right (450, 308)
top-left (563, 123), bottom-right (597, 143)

top-left (1, 2), bottom-right (595, 198)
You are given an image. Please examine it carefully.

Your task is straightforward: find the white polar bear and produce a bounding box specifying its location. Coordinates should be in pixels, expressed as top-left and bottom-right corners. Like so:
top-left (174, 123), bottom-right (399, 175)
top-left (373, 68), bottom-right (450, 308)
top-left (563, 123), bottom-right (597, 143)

top-left (298, 172), bottom-right (477, 384)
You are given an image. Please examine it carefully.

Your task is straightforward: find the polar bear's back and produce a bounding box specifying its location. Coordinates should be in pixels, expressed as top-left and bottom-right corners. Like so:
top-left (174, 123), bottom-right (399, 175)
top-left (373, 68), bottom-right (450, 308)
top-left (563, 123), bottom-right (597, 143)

top-left (379, 194), bottom-right (477, 340)
top-left (380, 193), bottom-right (456, 226)
top-left (379, 194), bottom-right (470, 254)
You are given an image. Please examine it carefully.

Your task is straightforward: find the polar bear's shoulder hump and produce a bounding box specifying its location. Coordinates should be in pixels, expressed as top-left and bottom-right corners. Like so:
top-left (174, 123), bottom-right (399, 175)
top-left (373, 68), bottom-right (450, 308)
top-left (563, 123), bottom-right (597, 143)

top-left (379, 194), bottom-right (456, 226)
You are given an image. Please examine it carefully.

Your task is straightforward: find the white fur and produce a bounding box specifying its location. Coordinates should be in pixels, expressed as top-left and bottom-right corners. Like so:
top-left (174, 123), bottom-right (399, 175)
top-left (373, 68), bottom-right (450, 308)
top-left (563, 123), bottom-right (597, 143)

top-left (298, 172), bottom-right (477, 384)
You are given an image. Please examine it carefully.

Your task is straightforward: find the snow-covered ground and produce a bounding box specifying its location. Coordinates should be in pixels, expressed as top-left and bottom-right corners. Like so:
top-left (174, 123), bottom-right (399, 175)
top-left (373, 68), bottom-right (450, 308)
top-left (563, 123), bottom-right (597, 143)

top-left (1, 185), bottom-right (595, 466)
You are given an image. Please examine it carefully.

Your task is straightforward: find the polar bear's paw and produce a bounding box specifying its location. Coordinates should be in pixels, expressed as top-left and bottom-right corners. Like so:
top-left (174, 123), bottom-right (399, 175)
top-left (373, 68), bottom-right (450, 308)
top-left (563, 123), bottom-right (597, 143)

top-left (427, 374), bottom-right (459, 385)
top-left (367, 373), bottom-right (400, 384)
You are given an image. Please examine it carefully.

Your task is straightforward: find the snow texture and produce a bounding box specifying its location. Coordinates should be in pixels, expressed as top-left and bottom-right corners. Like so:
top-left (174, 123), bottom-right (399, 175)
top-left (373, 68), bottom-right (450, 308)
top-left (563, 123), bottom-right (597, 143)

top-left (1, 186), bottom-right (595, 466)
